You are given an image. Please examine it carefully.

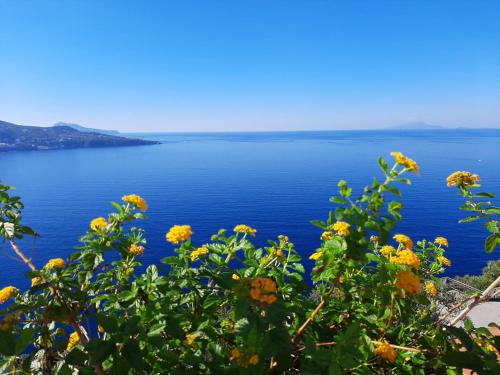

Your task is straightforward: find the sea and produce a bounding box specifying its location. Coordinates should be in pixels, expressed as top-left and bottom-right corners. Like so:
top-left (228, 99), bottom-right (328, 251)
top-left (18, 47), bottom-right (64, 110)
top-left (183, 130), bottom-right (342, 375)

top-left (1, 129), bottom-right (499, 287)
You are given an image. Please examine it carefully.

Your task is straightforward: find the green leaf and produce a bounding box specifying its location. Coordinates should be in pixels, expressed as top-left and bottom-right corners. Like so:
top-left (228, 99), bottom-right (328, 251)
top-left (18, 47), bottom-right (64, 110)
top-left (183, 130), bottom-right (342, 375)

top-left (96, 313), bottom-right (119, 333)
top-left (330, 196), bottom-right (346, 204)
top-left (485, 207), bottom-right (500, 215)
top-left (202, 294), bottom-right (220, 309)
top-left (311, 220), bottom-right (326, 229)
top-left (15, 328), bottom-right (34, 355)
top-left (443, 351), bottom-right (483, 372)
top-left (485, 221), bottom-right (499, 233)
top-left (66, 348), bottom-right (88, 366)
top-left (475, 192), bottom-right (496, 198)
top-left (378, 157), bottom-right (389, 174)
top-left (0, 331), bottom-right (15, 356)
top-left (122, 340), bottom-right (144, 370)
top-left (458, 215), bottom-right (481, 223)
top-left (485, 233), bottom-right (499, 253)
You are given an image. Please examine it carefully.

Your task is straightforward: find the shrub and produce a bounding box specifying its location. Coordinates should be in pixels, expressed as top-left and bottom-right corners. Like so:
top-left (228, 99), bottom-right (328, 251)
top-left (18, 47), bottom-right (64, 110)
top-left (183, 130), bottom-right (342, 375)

top-left (0, 153), bottom-right (498, 374)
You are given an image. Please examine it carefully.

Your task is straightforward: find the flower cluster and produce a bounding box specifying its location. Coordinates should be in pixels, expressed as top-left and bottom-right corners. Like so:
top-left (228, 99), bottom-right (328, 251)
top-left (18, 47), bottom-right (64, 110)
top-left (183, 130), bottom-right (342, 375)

top-left (233, 224), bottom-right (257, 236)
top-left (380, 245), bottom-right (396, 256)
top-left (44, 258), bottom-right (65, 270)
top-left (231, 348), bottom-right (259, 368)
top-left (331, 221), bottom-right (350, 236)
top-left (66, 331), bottom-right (80, 351)
top-left (122, 194), bottom-right (148, 211)
top-left (396, 270), bottom-right (421, 296)
top-left (0, 286), bottom-right (17, 304)
top-left (166, 225), bottom-right (192, 244)
top-left (278, 235), bottom-right (289, 245)
top-left (447, 171), bottom-right (480, 188)
top-left (249, 277), bottom-right (277, 305)
top-left (476, 339), bottom-right (498, 354)
top-left (374, 340), bottom-right (397, 362)
top-left (190, 246), bottom-right (209, 261)
top-left (437, 255), bottom-right (451, 267)
top-left (393, 234), bottom-right (413, 250)
top-left (0, 312), bottom-right (20, 331)
top-left (309, 251), bottom-right (323, 260)
top-left (425, 281), bottom-right (438, 297)
top-left (321, 231), bottom-right (333, 240)
top-left (129, 244), bottom-right (144, 256)
top-left (434, 237), bottom-right (448, 247)
top-left (90, 217), bottom-right (107, 231)
top-left (31, 276), bottom-right (43, 287)
top-left (391, 152), bottom-right (419, 173)
top-left (390, 249), bottom-right (421, 269)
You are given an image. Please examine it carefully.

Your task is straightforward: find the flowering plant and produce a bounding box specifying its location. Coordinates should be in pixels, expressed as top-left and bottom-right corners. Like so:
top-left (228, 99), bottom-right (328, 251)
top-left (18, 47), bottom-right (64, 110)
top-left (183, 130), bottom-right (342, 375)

top-left (0, 154), bottom-right (498, 374)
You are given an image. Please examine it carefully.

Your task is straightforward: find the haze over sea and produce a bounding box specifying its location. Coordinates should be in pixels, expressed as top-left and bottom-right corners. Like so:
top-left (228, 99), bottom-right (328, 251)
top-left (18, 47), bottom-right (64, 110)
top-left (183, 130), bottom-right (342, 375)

top-left (1, 129), bottom-right (499, 287)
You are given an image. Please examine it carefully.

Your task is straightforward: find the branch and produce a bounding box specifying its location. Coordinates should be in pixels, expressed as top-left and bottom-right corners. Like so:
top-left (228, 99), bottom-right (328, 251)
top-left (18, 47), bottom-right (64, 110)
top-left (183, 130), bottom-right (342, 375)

top-left (292, 298), bottom-right (325, 343)
top-left (450, 275), bottom-right (500, 326)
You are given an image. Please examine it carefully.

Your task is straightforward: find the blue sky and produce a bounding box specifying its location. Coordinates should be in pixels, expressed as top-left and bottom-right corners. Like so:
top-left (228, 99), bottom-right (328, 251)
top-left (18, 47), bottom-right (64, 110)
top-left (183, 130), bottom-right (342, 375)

top-left (1, 0), bottom-right (499, 132)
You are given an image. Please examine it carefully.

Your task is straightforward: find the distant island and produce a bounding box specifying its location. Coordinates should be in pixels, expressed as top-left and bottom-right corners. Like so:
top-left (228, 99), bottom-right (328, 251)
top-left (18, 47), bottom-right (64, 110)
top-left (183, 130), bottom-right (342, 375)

top-left (53, 122), bottom-right (121, 136)
top-left (0, 120), bottom-right (159, 152)
top-left (386, 121), bottom-right (445, 130)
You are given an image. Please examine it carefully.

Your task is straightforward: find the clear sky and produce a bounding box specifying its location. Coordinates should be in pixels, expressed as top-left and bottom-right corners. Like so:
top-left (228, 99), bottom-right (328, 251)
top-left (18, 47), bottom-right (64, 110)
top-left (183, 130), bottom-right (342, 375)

top-left (1, 0), bottom-right (499, 132)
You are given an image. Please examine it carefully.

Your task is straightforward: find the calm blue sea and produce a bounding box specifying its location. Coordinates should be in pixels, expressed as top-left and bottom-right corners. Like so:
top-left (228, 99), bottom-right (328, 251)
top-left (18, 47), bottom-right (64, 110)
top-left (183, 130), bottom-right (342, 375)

top-left (1, 129), bottom-right (499, 287)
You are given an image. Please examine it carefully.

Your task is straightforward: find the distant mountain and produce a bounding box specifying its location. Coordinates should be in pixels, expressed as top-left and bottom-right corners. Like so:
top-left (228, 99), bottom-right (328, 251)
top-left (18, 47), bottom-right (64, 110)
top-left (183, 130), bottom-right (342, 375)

top-left (0, 120), bottom-right (159, 152)
top-left (387, 122), bottom-right (445, 130)
top-left (53, 122), bottom-right (120, 136)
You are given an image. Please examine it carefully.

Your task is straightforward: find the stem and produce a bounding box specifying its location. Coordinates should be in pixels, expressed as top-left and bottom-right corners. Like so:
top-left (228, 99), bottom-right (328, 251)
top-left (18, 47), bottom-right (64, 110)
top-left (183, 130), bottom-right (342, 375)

top-left (292, 298), bottom-right (325, 343)
top-left (9, 240), bottom-right (105, 375)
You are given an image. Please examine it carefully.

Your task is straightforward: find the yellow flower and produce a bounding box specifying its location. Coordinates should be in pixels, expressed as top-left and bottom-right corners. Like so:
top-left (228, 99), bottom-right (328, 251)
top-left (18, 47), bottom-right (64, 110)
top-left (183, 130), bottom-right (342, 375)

top-left (437, 256), bottom-right (451, 267)
top-left (425, 282), bottom-right (438, 297)
top-left (396, 270), bottom-right (421, 296)
top-left (44, 258), bottom-right (65, 270)
top-left (129, 244), bottom-right (144, 256)
top-left (309, 251), bottom-right (323, 260)
top-left (233, 224), bottom-right (257, 236)
top-left (0, 313), bottom-right (20, 331)
top-left (447, 171), bottom-right (480, 188)
top-left (390, 249), bottom-right (421, 269)
top-left (374, 340), bottom-right (397, 362)
top-left (393, 234), bottom-right (413, 250)
top-left (232, 273), bottom-right (240, 280)
top-left (370, 235), bottom-right (379, 242)
top-left (66, 331), bottom-right (80, 351)
top-left (434, 237), bottom-right (448, 247)
top-left (278, 235), bottom-right (289, 245)
top-left (249, 354), bottom-right (259, 365)
top-left (0, 286), bottom-right (17, 304)
top-left (90, 217), bottom-right (107, 231)
top-left (321, 231), bottom-right (333, 240)
top-left (390, 152), bottom-right (419, 173)
top-left (98, 324), bottom-right (104, 333)
top-left (331, 221), bottom-right (350, 236)
top-left (190, 246), bottom-right (209, 261)
top-left (122, 194), bottom-right (148, 211)
top-left (476, 339), bottom-right (498, 353)
top-left (166, 225), bottom-right (192, 244)
top-left (183, 333), bottom-right (197, 346)
top-left (249, 278), bottom-right (277, 305)
top-left (231, 348), bottom-right (241, 359)
top-left (31, 276), bottom-right (43, 287)
top-left (380, 245), bottom-right (396, 256)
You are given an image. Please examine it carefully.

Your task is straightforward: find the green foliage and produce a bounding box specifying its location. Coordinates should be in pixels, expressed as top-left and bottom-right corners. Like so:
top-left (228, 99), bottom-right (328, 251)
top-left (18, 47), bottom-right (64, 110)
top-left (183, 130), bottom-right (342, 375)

top-left (449, 172), bottom-right (500, 252)
top-left (454, 260), bottom-right (500, 291)
top-left (0, 156), bottom-right (499, 374)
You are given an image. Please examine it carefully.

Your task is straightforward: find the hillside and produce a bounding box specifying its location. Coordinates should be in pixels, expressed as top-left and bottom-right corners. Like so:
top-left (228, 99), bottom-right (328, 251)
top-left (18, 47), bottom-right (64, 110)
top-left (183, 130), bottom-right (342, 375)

top-left (53, 121), bottom-right (121, 136)
top-left (0, 120), bottom-right (159, 152)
